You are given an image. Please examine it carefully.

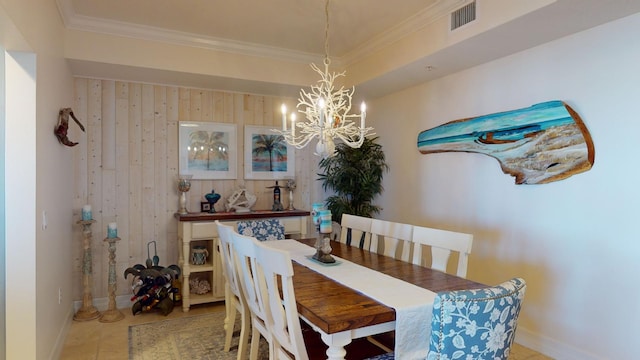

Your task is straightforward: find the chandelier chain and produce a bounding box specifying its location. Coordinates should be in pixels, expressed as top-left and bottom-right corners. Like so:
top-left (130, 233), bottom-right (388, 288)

top-left (324, 0), bottom-right (331, 67)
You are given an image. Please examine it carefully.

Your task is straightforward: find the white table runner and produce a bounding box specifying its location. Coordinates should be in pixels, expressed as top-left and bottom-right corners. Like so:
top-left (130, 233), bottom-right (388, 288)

top-left (264, 240), bottom-right (435, 360)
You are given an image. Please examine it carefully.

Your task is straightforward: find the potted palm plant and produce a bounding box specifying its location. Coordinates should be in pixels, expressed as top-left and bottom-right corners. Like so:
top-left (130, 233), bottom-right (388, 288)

top-left (317, 136), bottom-right (389, 222)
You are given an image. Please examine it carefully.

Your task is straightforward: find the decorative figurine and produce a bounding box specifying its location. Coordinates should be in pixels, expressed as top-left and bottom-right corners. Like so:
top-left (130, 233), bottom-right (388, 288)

top-left (225, 187), bottom-right (256, 213)
top-left (204, 189), bottom-right (221, 213)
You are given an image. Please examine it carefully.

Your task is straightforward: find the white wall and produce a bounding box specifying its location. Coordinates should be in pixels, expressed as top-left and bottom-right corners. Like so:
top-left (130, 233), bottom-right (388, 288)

top-left (1, 0), bottom-right (75, 359)
top-left (370, 13), bottom-right (640, 359)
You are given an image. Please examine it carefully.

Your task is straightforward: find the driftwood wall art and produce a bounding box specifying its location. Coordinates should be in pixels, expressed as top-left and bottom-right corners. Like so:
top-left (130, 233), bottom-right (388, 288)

top-left (417, 101), bottom-right (594, 184)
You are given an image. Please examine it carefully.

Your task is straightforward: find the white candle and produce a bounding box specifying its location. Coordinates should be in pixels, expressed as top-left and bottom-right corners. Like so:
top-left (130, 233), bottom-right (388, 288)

top-left (360, 102), bottom-right (367, 130)
top-left (107, 222), bottom-right (117, 238)
top-left (318, 98), bottom-right (325, 128)
top-left (290, 113), bottom-right (296, 137)
top-left (82, 205), bottom-right (92, 221)
top-left (281, 104), bottom-right (287, 131)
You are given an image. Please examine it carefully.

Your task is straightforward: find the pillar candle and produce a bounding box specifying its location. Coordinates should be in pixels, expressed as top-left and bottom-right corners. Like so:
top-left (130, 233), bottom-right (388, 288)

top-left (107, 222), bottom-right (117, 238)
top-left (291, 113), bottom-right (296, 137)
top-left (82, 205), bottom-right (92, 221)
top-left (281, 104), bottom-right (287, 131)
top-left (311, 203), bottom-right (324, 226)
top-left (319, 210), bottom-right (332, 234)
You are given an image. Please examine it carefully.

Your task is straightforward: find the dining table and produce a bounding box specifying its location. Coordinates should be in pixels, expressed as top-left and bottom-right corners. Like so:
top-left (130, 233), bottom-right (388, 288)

top-left (263, 237), bottom-right (485, 360)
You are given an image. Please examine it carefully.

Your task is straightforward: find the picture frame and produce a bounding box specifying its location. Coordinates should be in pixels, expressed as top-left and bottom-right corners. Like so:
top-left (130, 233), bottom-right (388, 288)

top-left (244, 125), bottom-right (295, 180)
top-left (200, 202), bottom-right (211, 213)
top-left (179, 121), bottom-right (237, 180)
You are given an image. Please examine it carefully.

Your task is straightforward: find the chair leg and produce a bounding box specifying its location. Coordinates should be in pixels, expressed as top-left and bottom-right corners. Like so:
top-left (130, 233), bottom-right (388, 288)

top-left (223, 294), bottom-right (237, 352)
top-left (236, 307), bottom-right (250, 360)
top-left (249, 324), bottom-right (261, 360)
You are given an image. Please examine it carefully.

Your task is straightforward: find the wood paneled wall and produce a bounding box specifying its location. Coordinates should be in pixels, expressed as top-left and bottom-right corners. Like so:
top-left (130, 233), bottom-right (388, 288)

top-left (72, 78), bottom-right (316, 300)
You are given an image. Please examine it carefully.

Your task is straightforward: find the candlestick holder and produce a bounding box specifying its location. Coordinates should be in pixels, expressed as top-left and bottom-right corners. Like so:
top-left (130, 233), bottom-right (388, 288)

top-left (285, 178), bottom-right (296, 210)
top-left (74, 219), bottom-right (101, 321)
top-left (177, 174), bottom-right (193, 215)
top-left (313, 225), bottom-right (336, 263)
top-left (100, 236), bottom-right (124, 322)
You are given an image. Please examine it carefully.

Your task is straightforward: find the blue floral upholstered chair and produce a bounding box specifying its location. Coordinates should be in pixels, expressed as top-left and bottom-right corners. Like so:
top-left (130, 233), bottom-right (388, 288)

top-left (237, 219), bottom-right (286, 241)
top-left (367, 278), bottom-right (526, 360)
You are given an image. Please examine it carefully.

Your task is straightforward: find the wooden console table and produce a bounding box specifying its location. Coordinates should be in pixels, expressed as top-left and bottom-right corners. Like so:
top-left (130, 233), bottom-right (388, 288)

top-left (175, 209), bottom-right (310, 312)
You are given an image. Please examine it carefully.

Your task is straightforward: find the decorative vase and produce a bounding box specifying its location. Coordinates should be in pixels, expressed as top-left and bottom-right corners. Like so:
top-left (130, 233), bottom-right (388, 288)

top-left (204, 189), bottom-right (221, 213)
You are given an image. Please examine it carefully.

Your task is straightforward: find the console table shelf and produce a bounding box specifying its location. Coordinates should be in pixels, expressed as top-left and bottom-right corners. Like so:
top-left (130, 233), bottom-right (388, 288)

top-left (176, 209), bottom-right (309, 312)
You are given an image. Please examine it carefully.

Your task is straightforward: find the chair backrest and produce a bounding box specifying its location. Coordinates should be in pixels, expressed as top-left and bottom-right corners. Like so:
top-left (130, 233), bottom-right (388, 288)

top-left (229, 231), bottom-right (271, 342)
top-left (411, 225), bottom-right (473, 278)
top-left (339, 214), bottom-right (373, 250)
top-left (369, 219), bottom-right (413, 261)
top-left (255, 242), bottom-right (309, 360)
top-left (429, 278), bottom-right (526, 359)
top-left (237, 218), bottom-right (285, 241)
top-left (216, 221), bottom-right (243, 302)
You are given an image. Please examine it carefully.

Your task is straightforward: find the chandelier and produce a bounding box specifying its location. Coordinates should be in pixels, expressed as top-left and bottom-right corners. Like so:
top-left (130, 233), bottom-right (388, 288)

top-left (275, 0), bottom-right (374, 158)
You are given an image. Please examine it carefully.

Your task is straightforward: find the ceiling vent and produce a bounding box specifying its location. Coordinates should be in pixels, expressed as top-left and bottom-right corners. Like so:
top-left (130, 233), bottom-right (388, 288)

top-left (451, 1), bottom-right (476, 31)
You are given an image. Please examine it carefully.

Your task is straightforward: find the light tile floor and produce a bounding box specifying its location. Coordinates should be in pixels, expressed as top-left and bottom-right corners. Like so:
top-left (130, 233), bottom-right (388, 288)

top-left (60, 303), bottom-right (553, 359)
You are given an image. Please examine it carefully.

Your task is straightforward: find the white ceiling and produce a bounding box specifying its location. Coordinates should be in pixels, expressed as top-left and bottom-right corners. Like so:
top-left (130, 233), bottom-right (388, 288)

top-left (58, 0), bottom-right (640, 98)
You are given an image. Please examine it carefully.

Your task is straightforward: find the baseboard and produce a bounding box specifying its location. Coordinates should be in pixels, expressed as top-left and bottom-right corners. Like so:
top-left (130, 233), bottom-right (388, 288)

top-left (48, 303), bottom-right (74, 360)
top-left (516, 326), bottom-right (604, 360)
top-left (73, 294), bottom-right (133, 313)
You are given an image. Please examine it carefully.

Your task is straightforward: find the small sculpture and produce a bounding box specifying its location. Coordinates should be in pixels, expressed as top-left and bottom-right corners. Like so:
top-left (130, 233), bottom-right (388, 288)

top-left (204, 190), bottom-right (221, 213)
top-left (225, 188), bottom-right (256, 213)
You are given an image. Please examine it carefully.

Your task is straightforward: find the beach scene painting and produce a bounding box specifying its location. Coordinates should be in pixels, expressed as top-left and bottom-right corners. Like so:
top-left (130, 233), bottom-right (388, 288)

top-left (178, 122), bottom-right (237, 179)
top-left (417, 101), bottom-right (594, 184)
top-left (244, 125), bottom-right (295, 180)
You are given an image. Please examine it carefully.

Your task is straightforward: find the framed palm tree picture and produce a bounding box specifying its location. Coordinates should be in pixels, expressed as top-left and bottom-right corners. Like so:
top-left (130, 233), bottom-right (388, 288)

top-left (244, 125), bottom-right (295, 180)
top-left (178, 121), bottom-right (237, 179)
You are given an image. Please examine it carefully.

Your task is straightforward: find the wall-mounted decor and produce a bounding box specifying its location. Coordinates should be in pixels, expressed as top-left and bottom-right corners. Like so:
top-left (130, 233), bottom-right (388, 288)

top-left (55, 108), bottom-right (85, 147)
top-left (179, 121), bottom-right (237, 180)
top-left (417, 100), bottom-right (595, 184)
top-left (244, 125), bottom-right (295, 180)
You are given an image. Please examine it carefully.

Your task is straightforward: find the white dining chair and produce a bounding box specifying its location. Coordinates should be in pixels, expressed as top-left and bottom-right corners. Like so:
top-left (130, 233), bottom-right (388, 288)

top-left (215, 221), bottom-right (250, 360)
top-left (411, 225), bottom-right (474, 278)
top-left (230, 231), bottom-right (273, 360)
top-left (339, 213), bottom-right (373, 250)
top-left (369, 219), bottom-right (413, 261)
top-left (255, 241), bottom-right (309, 360)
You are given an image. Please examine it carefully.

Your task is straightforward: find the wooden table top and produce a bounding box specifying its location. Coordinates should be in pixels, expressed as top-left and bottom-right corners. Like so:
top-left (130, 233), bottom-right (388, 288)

top-left (292, 238), bottom-right (485, 334)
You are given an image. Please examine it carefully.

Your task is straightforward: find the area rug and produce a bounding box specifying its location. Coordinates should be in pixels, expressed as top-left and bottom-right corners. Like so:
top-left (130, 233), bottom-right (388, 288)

top-left (129, 311), bottom-right (268, 360)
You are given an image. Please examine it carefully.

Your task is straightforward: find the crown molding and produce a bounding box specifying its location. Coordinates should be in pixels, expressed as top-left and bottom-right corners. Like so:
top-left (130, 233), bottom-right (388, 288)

top-left (56, 0), bottom-right (468, 69)
top-left (56, 0), bottom-right (323, 65)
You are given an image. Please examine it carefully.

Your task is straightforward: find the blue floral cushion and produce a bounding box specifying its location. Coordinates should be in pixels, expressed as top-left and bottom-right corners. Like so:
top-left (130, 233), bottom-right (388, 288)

top-left (428, 277), bottom-right (526, 360)
top-left (237, 219), bottom-right (285, 241)
top-left (365, 278), bottom-right (526, 360)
